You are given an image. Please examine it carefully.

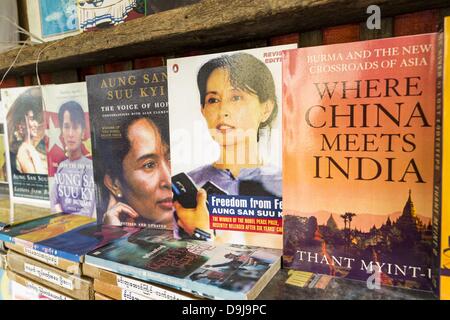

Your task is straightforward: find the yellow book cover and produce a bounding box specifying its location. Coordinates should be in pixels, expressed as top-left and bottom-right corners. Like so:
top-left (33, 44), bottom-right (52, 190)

top-left (440, 16), bottom-right (450, 300)
top-left (13, 213), bottom-right (93, 244)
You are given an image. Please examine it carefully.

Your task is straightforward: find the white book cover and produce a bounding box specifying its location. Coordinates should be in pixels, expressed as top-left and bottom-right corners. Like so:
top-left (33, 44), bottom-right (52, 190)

top-left (167, 44), bottom-right (296, 249)
top-left (42, 82), bottom-right (96, 218)
top-left (0, 103), bottom-right (10, 197)
top-left (0, 86), bottom-right (50, 207)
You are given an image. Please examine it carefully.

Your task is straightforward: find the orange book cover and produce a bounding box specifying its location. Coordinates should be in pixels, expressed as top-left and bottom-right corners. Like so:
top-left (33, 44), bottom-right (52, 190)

top-left (282, 33), bottom-right (439, 290)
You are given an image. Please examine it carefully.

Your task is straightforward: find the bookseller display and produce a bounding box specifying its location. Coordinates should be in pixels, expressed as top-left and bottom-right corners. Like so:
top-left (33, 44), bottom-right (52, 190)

top-left (0, 4), bottom-right (449, 301)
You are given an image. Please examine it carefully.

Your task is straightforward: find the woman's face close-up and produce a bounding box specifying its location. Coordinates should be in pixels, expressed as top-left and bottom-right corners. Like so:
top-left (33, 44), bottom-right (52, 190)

top-left (62, 111), bottom-right (84, 154)
top-left (119, 118), bottom-right (173, 224)
top-left (201, 68), bottom-right (266, 147)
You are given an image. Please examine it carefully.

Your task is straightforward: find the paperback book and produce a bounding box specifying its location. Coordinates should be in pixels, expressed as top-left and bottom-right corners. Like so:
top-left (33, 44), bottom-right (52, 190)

top-left (167, 44), bottom-right (296, 249)
top-left (0, 268), bottom-right (12, 300)
top-left (83, 262), bottom-right (198, 300)
top-left (7, 250), bottom-right (93, 300)
top-left (85, 228), bottom-right (281, 300)
top-left (0, 213), bottom-right (92, 245)
top-left (282, 33), bottom-right (438, 290)
top-left (0, 202), bottom-right (52, 231)
top-left (0, 106), bottom-right (9, 198)
top-left (95, 292), bottom-right (112, 300)
top-left (30, 223), bottom-right (140, 262)
top-left (42, 82), bottom-right (96, 218)
top-left (7, 270), bottom-right (73, 300)
top-left (93, 279), bottom-right (152, 300)
top-left (0, 86), bottom-right (49, 206)
top-left (432, 16), bottom-right (450, 300)
top-left (87, 67), bottom-right (171, 229)
top-left (25, 0), bottom-right (80, 42)
top-left (0, 213), bottom-right (133, 272)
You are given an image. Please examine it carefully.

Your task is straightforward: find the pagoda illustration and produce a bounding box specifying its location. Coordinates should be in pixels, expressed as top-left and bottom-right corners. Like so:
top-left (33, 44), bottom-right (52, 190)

top-left (326, 214), bottom-right (338, 231)
top-left (394, 189), bottom-right (423, 244)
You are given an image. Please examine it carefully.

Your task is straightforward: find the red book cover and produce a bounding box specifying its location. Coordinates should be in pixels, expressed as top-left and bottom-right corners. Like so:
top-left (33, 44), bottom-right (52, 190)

top-left (282, 33), bottom-right (438, 290)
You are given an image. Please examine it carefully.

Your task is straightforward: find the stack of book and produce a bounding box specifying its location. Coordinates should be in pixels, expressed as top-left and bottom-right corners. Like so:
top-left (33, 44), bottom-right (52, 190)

top-left (83, 263), bottom-right (199, 300)
top-left (0, 203), bottom-right (52, 231)
top-left (83, 228), bottom-right (281, 300)
top-left (0, 213), bottom-right (138, 300)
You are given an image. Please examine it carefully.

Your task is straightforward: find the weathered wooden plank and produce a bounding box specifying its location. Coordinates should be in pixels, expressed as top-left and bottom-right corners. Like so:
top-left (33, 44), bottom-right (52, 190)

top-left (1, 0), bottom-right (449, 76)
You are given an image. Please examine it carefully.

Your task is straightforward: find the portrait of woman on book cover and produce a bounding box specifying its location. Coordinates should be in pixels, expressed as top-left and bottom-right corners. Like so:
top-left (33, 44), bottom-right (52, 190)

top-left (49, 101), bottom-right (95, 217)
top-left (168, 49), bottom-right (289, 248)
top-left (7, 87), bottom-right (47, 175)
top-left (97, 116), bottom-right (173, 230)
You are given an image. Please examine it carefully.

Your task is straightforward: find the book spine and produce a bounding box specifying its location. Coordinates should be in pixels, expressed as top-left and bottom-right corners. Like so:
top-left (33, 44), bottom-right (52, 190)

top-left (299, 30), bottom-right (323, 48)
top-left (113, 273), bottom-right (196, 300)
top-left (84, 256), bottom-right (190, 296)
top-left (23, 75), bottom-right (33, 86)
top-left (104, 61), bottom-right (133, 73)
top-left (7, 270), bottom-right (73, 300)
top-left (393, 9), bottom-right (439, 36)
top-left (94, 279), bottom-right (152, 300)
top-left (78, 65), bottom-right (104, 82)
top-left (133, 57), bottom-right (165, 69)
top-left (0, 77), bottom-right (19, 89)
top-left (0, 233), bottom-right (12, 243)
top-left (269, 33), bottom-right (299, 46)
top-left (50, 69), bottom-right (79, 84)
top-left (432, 31), bottom-right (444, 298)
top-left (38, 73), bottom-right (53, 85)
top-left (322, 23), bottom-right (360, 45)
top-left (7, 250), bottom-right (92, 300)
top-left (440, 17), bottom-right (450, 300)
top-left (31, 243), bottom-right (81, 263)
top-left (85, 255), bottom-right (240, 300)
top-left (0, 250), bottom-right (6, 269)
top-left (94, 292), bottom-right (113, 300)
